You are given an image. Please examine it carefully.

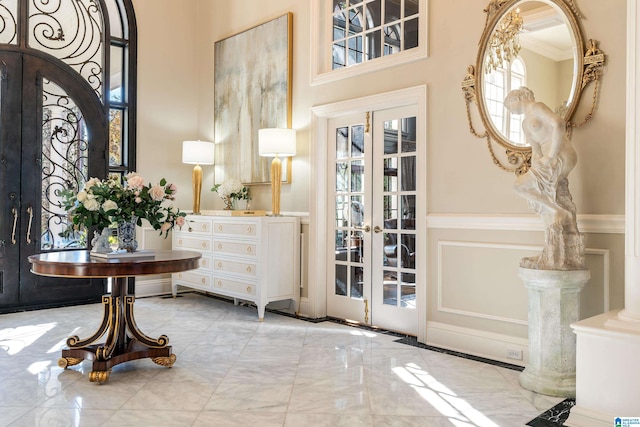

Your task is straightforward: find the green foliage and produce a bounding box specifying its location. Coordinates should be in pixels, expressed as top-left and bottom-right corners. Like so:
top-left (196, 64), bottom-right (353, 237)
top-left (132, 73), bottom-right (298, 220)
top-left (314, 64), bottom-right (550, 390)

top-left (59, 173), bottom-right (186, 238)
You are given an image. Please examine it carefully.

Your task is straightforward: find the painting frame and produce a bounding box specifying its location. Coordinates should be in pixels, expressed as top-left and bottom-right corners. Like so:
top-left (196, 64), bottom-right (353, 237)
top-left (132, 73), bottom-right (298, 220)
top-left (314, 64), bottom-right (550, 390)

top-left (214, 12), bottom-right (293, 185)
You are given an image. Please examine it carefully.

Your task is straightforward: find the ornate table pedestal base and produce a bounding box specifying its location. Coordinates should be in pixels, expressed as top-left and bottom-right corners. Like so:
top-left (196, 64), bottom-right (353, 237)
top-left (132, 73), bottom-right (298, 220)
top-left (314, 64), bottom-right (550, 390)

top-left (58, 277), bottom-right (176, 383)
top-left (518, 267), bottom-right (590, 397)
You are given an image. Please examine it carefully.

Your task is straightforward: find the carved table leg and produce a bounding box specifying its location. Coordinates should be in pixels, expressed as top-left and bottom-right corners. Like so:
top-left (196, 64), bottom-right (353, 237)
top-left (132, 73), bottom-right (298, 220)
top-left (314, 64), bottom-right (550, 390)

top-left (59, 277), bottom-right (176, 383)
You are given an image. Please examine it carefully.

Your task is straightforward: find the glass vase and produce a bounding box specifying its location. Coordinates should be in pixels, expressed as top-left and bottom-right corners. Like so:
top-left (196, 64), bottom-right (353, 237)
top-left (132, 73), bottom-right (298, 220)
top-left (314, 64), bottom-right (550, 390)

top-left (117, 215), bottom-right (138, 252)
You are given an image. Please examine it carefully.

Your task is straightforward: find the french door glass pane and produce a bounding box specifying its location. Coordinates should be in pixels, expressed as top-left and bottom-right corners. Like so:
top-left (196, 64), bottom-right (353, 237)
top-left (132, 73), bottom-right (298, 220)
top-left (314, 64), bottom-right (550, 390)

top-left (40, 79), bottom-right (89, 250)
top-left (351, 124), bottom-right (365, 157)
top-left (380, 114), bottom-right (416, 309)
top-left (334, 120), bottom-right (366, 301)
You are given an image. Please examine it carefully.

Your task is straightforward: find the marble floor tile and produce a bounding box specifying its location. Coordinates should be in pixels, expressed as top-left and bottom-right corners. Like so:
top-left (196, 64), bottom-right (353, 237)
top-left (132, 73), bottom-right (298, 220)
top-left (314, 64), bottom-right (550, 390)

top-left (0, 293), bottom-right (568, 426)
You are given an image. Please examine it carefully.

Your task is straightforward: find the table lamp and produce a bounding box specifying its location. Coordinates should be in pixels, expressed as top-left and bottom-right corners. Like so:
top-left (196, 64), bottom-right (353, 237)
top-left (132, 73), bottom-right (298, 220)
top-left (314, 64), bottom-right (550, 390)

top-left (182, 140), bottom-right (215, 215)
top-left (258, 128), bottom-right (296, 216)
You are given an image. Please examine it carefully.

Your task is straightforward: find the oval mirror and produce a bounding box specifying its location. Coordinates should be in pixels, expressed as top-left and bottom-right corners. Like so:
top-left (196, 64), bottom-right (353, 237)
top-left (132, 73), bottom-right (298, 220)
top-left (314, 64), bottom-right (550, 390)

top-left (476, 0), bottom-right (584, 150)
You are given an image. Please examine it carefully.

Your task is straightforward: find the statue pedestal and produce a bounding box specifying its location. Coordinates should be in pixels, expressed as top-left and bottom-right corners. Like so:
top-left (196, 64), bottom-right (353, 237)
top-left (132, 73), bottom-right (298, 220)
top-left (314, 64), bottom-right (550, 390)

top-left (518, 267), bottom-right (590, 397)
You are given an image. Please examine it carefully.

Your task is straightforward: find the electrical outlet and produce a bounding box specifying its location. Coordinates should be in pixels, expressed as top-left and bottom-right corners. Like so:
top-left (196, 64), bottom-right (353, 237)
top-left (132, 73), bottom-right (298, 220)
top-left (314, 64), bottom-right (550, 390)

top-left (506, 349), bottom-right (523, 360)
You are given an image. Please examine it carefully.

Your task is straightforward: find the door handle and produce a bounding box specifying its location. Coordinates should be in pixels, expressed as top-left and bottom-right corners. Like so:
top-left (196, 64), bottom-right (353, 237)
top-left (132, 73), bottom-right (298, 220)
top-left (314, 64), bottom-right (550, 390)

top-left (11, 207), bottom-right (17, 244)
top-left (373, 226), bottom-right (383, 233)
top-left (26, 206), bottom-right (33, 244)
top-left (355, 225), bottom-right (371, 232)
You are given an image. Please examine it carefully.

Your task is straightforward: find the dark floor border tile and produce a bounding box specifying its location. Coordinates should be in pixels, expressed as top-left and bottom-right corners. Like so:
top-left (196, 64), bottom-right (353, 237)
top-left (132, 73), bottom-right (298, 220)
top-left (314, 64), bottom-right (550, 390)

top-left (526, 398), bottom-right (575, 426)
top-left (394, 336), bottom-right (525, 371)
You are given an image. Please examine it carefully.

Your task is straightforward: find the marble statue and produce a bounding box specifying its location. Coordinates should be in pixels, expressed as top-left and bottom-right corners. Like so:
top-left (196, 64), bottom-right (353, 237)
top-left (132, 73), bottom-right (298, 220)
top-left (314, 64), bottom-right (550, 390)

top-left (504, 87), bottom-right (585, 270)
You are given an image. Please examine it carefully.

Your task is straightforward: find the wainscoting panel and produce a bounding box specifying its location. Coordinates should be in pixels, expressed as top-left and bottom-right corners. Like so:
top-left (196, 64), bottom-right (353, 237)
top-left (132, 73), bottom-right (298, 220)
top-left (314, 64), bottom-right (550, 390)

top-left (437, 240), bottom-right (609, 325)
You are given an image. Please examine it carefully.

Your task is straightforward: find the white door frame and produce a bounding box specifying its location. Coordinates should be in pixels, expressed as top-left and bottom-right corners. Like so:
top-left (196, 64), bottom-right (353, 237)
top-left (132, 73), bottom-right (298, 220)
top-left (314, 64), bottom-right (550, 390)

top-left (309, 85), bottom-right (428, 342)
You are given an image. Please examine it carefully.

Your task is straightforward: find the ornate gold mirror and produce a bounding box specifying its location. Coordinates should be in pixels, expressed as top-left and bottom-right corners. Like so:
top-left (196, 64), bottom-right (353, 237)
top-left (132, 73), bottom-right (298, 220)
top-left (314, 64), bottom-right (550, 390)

top-left (462, 0), bottom-right (605, 175)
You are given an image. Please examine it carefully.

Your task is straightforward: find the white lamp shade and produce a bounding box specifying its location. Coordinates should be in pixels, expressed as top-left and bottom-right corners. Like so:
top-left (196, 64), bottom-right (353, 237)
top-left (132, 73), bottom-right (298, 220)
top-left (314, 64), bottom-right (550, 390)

top-left (182, 140), bottom-right (215, 165)
top-left (258, 128), bottom-right (296, 157)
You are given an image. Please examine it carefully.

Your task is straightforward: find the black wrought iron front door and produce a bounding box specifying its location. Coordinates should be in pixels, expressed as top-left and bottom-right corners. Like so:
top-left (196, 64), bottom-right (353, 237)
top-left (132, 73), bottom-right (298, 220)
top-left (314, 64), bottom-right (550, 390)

top-left (0, 50), bottom-right (107, 310)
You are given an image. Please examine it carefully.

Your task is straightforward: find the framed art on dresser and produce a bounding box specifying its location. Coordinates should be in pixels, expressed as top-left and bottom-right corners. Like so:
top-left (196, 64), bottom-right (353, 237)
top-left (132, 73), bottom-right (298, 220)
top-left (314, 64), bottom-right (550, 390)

top-left (214, 12), bottom-right (293, 185)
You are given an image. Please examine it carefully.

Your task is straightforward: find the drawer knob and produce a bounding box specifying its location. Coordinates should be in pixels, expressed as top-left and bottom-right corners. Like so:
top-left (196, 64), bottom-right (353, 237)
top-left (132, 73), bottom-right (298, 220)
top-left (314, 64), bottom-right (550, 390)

top-left (217, 280), bottom-right (222, 287)
top-left (178, 239), bottom-right (183, 245)
top-left (218, 225), bottom-right (223, 231)
top-left (246, 266), bottom-right (252, 273)
top-left (217, 262), bottom-right (223, 268)
top-left (218, 243), bottom-right (223, 250)
top-left (201, 278), bottom-right (206, 284)
top-left (202, 242), bottom-right (207, 248)
top-left (246, 286), bottom-right (252, 293)
top-left (246, 226), bottom-right (252, 233)
top-left (178, 273), bottom-right (182, 278)
top-left (246, 246), bottom-right (252, 253)
top-left (201, 259), bottom-right (207, 267)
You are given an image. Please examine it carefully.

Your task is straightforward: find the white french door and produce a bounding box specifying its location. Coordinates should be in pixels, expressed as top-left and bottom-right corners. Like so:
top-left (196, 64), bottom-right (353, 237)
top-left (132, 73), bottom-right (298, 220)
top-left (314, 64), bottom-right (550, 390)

top-left (326, 104), bottom-right (420, 335)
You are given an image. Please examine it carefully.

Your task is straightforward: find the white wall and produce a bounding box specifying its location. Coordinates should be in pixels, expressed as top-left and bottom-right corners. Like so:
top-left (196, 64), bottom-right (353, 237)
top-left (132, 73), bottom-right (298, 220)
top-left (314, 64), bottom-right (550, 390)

top-left (132, 0), bottom-right (628, 361)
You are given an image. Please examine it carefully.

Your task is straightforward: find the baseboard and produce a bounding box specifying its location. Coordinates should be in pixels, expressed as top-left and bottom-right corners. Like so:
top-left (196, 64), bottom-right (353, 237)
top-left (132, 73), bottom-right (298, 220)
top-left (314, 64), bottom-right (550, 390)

top-left (134, 278), bottom-right (172, 297)
top-left (426, 321), bottom-right (528, 367)
top-left (297, 297), bottom-right (310, 318)
top-left (564, 405), bottom-right (616, 427)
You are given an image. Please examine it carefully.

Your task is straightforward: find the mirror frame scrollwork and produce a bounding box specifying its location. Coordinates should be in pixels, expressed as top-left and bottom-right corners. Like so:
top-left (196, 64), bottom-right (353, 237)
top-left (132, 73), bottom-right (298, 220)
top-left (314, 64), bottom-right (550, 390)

top-left (462, 0), bottom-right (605, 175)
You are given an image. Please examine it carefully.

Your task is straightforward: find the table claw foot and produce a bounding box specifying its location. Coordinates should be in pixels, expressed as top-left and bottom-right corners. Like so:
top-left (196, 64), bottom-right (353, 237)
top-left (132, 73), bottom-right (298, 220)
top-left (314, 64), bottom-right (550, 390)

top-left (89, 370), bottom-right (111, 383)
top-left (152, 354), bottom-right (176, 368)
top-left (58, 357), bottom-right (83, 369)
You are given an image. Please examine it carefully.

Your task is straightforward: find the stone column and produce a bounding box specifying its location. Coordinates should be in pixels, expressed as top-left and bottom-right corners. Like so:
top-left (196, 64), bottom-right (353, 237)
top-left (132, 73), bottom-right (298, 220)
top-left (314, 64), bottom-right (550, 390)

top-left (518, 267), bottom-right (590, 397)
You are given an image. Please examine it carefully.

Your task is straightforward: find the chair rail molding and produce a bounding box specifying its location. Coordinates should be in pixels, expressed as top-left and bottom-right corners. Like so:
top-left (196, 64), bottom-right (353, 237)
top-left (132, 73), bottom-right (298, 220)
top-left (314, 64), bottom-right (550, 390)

top-left (426, 213), bottom-right (624, 234)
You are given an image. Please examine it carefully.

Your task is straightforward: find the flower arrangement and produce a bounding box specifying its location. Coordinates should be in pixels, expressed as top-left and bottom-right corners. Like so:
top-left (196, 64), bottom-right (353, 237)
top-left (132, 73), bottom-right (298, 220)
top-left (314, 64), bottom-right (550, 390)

top-left (59, 172), bottom-right (186, 238)
top-left (211, 179), bottom-right (250, 210)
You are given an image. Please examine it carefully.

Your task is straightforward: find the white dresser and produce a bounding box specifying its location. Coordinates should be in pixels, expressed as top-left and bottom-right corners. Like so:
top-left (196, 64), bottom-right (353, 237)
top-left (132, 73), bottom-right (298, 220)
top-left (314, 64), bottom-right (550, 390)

top-left (171, 214), bottom-right (300, 320)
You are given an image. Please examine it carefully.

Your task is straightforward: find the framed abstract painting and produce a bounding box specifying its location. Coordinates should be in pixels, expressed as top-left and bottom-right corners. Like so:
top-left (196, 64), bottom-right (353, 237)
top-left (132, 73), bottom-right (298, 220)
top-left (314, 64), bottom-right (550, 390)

top-left (214, 12), bottom-right (293, 185)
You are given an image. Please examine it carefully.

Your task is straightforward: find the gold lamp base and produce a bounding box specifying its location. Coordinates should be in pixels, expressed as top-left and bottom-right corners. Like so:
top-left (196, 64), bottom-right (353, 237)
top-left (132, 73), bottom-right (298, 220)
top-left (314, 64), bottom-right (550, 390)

top-left (192, 164), bottom-right (203, 215)
top-left (270, 156), bottom-right (282, 216)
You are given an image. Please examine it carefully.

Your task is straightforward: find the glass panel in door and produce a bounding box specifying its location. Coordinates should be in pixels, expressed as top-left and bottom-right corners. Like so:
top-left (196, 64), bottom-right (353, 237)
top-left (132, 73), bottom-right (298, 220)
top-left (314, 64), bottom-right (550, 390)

top-left (40, 79), bottom-right (90, 250)
top-left (372, 106), bottom-right (418, 334)
top-left (329, 114), bottom-right (372, 322)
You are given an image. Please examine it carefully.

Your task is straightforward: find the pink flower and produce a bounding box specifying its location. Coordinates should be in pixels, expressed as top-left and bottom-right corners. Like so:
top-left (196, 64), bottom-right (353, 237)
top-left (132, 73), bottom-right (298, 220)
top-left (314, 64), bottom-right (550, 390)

top-left (135, 197), bottom-right (142, 203)
top-left (126, 173), bottom-right (145, 190)
top-left (168, 183), bottom-right (178, 195)
top-left (176, 216), bottom-right (185, 227)
top-left (161, 222), bottom-right (172, 233)
top-left (149, 184), bottom-right (165, 201)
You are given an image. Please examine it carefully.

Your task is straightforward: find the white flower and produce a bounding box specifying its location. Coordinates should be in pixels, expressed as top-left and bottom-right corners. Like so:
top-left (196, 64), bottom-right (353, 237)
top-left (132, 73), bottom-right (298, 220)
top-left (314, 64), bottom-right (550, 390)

top-left (76, 191), bottom-right (87, 202)
top-left (83, 198), bottom-right (100, 211)
top-left (84, 177), bottom-right (100, 191)
top-left (102, 200), bottom-right (118, 212)
top-left (217, 179), bottom-right (243, 198)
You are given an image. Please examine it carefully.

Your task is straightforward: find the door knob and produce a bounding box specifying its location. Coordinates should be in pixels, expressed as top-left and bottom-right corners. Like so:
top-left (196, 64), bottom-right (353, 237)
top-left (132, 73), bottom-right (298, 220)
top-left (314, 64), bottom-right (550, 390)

top-left (355, 225), bottom-right (371, 232)
top-left (373, 226), bottom-right (382, 233)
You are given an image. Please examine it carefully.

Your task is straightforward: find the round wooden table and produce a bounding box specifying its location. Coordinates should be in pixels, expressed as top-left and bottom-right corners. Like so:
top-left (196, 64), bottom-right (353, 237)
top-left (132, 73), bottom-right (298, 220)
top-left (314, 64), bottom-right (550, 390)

top-left (28, 249), bottom-right (201, 383)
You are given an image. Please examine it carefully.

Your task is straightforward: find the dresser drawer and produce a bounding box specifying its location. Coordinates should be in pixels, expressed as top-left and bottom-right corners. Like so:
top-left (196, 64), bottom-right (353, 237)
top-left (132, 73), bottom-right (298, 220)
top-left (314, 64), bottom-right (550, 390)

top-left (174, 235), bottom-right (211, 253)
top-left (212, 275), bottom-right (256, 296)
top-left (197, 254), bottom-right (212, 271)
top-left (213, 257), bottom-right (257, 276)
top-left (213, 240), bottom-right (257, 258)
top-left (212, 221), bottom-right (258, 237)
top-left (173, 270), bottom-right (211, 289)
top-left (183, 218), bottom-right (213, 234)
